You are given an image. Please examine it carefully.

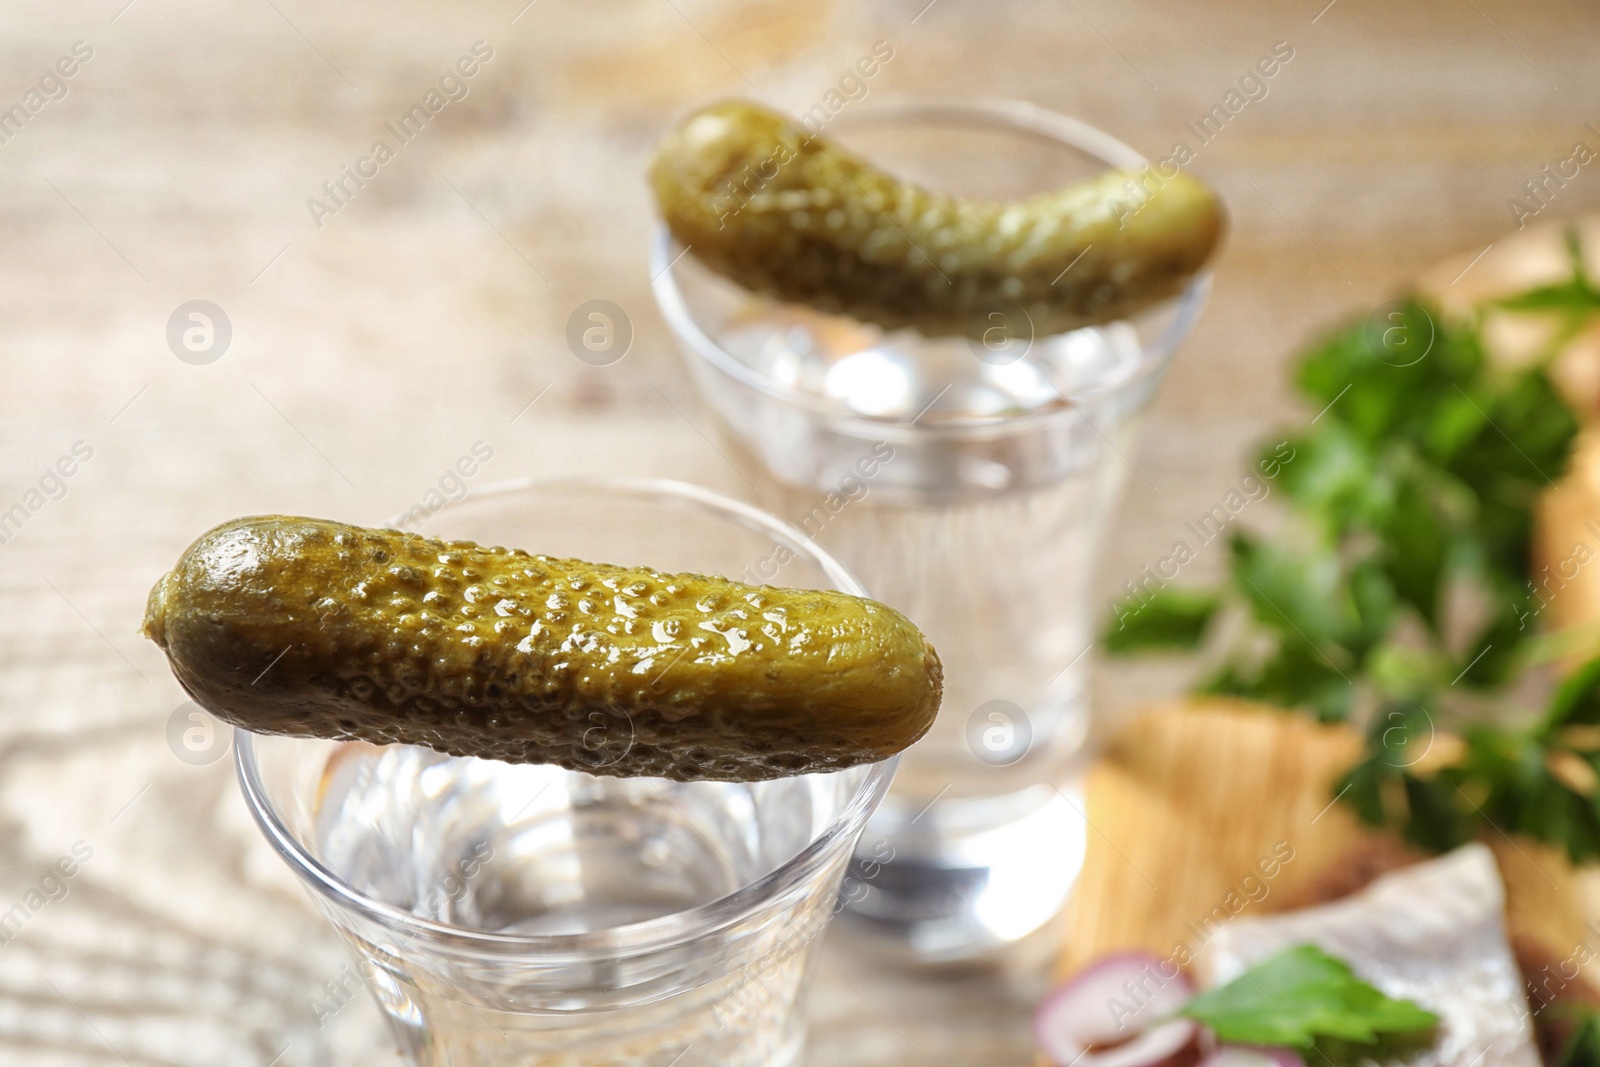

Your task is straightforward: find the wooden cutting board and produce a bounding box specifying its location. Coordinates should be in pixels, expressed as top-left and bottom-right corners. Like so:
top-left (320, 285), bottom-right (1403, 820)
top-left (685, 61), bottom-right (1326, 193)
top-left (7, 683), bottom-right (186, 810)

top-left (1053, 697), bottom-right (1600, 998)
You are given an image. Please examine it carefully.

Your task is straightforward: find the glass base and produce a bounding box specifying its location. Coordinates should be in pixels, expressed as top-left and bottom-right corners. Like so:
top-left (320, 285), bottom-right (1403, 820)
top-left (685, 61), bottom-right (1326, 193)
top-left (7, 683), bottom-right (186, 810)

top-left (837, 784), bottom-right (1087, 965)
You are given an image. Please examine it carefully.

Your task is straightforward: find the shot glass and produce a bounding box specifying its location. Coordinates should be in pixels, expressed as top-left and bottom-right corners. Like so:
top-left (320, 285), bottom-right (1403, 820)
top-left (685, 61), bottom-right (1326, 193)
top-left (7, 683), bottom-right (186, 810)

top-left (235, 478), bottom-right (897, 1066)
top-left (650, 100), bottom-right (1210, 962)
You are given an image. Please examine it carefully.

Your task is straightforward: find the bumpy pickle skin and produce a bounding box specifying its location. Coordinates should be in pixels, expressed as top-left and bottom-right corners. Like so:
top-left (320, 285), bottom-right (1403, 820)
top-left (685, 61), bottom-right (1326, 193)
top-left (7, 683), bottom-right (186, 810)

top-left (650, 101), bottom-right (1225, 339)
top-left (142, 516), bottom-right (942, 782)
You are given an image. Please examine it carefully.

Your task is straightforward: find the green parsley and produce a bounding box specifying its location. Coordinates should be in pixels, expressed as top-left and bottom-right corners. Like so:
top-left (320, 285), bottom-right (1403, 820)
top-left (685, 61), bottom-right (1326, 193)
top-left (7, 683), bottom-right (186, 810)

top-left (1180, 944), bottom-right (1437, 1048)
top-left (1106, 228), bottom-right (1600, 865)
top-left (1561, 1011), bottom-right (1600, 1067)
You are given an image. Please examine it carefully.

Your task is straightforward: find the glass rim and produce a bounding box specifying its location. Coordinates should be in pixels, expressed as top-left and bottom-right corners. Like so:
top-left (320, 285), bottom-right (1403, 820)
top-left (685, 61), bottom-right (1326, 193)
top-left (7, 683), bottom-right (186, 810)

top-left (648, 95), bottom-right (1212, 441)
top-left (234, 475), bottom-right (898, 958)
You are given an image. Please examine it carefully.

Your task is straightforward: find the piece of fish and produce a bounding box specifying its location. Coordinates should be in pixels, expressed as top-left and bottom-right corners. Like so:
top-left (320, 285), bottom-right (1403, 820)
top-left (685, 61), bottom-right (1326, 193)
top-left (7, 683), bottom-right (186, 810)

top-left (1203, 843), bottom-right (1538, 1067)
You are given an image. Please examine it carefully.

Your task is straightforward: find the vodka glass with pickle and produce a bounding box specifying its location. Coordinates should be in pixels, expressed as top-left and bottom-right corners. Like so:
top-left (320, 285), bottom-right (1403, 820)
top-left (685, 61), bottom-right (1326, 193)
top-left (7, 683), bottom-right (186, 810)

top-left (236, 479), bottom-right (896, 1066)
top-left (652, 100), bottom-right (1211, 962)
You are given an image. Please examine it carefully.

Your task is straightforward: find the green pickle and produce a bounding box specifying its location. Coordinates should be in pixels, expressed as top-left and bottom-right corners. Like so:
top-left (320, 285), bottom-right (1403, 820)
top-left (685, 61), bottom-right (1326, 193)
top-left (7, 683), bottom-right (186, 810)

top-left (651, 101), bottom-right (1225, 338)
top-left (142, 516), bottom-right (942, 781)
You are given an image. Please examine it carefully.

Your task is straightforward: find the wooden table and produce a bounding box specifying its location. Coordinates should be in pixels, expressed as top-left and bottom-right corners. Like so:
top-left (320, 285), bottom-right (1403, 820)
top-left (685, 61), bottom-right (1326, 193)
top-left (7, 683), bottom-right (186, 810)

top-left (2, 0), bottom-right (1596, 1063)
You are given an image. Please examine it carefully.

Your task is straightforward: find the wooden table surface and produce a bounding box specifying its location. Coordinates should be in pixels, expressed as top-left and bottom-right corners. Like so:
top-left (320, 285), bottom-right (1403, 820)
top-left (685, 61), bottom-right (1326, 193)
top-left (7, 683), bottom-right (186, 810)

top-left (2, 0), bottom-right (1598, 1063)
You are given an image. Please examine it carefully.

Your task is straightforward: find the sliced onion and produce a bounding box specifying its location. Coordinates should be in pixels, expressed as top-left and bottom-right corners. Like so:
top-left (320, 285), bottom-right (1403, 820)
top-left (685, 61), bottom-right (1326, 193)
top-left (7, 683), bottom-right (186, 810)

top-left (1198, 1048), bottom-right (1305, 1067)
top-left (1035, 951), bottom-right (1199, 1067)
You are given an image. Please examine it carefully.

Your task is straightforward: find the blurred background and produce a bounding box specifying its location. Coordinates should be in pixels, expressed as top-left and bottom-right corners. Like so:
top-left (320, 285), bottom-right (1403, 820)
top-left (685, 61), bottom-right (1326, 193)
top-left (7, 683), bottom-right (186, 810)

top-left (1, 0), bottom-right (1596, 1063)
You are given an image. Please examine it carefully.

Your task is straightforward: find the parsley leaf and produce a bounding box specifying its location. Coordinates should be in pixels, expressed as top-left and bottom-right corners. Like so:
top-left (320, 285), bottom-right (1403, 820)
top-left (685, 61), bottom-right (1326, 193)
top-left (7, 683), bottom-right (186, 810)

top-left (1179, 945), bottom-right (1438, 1048)
top-left (1545, 655), bottom-right (1600, 732)
top-left (1496, 229), bottom-right (1600, 317)
top-left (1561, 1010), bottom-right (1600, 1067)
top-left (1103, 587), bottom-right (1219, 652)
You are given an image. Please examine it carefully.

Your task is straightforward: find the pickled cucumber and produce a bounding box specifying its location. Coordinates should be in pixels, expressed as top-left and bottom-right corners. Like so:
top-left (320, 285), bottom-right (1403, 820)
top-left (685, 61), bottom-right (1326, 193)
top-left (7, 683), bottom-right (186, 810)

top-left (142, 516), bottom-right (941, 781)
top-left (650, 101), bottom-right (1224, 339)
